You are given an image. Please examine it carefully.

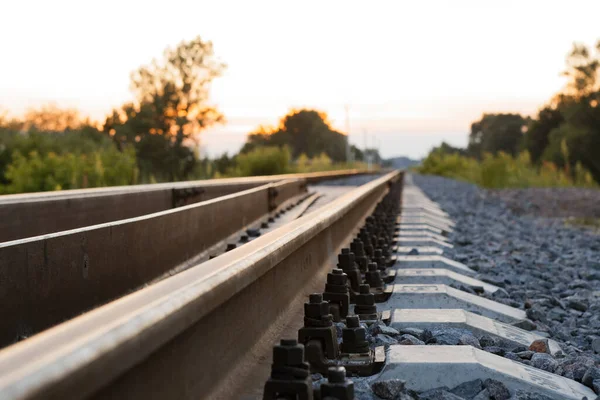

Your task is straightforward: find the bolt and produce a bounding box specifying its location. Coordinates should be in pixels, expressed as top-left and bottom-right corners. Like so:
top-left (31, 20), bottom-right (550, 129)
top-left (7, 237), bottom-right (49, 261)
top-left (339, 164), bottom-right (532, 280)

top-left (328, 366), bottom-right (346, 383)
top-left (239, 235), bottom-right (249, 243)
top-left (351, 240), bottom-right (368, 272)
top-left (354, 284), bottom-right (377, 319)
top-left (374, 249), bottom-right (386, 271)
top-left (263, 339), bottom-right (312, 400)
top-left (346, 315), bottom-right (360, 328)
top-left (273, 339), bottom-right (305, 366)
top-left (323, 269), bottom-right (350, 321)
top-left (261, 222), bottom-right (269, 229)
top-left (304, 293), bottom-right (332, 324)
top-left (247, 228), bottom-right (260, 237)
top-left (320, 366), bottom-right (355, 400)
top-left (365, 262), bottom-right (384, 289)
top-left (337, 249), bottom-right (362, 292)
top-left (226, 243), bottom-right (236, 251)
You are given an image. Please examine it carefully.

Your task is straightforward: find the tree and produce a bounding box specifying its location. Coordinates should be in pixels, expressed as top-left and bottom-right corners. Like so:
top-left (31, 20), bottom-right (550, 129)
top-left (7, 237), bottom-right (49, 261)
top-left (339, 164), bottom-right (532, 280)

top-left (562, 40), bottom-right (600, 97)
top-left (241, 109), bottom-right (348, 162)
top-left (431, 141), bottom-right (467, 156)
top-left (523, 106), bottom-right (564, 163)
top-left (468, 113), bottom-right (527, 158)
top-left (104, 36), bottom-right (226, 181)
top-left (23, 103), bottom-right (83, 131)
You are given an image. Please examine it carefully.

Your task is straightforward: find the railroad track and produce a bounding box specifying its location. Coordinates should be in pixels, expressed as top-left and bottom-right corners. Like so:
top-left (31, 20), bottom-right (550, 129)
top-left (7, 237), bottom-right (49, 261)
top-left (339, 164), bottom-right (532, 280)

top-left (0, 171), bottom-right (597, 399)
top-left (0, 169), bottom-right (367, 243)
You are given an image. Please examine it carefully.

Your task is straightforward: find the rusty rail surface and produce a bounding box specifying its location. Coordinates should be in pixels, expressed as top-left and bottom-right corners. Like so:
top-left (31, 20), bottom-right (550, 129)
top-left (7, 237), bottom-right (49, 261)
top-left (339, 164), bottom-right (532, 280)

top-left (0, 169), bottom-right (371, 243)
top-left (0, 179), bottom-right (307, 348)
top-left (0, 170), bottom-right (401, 400)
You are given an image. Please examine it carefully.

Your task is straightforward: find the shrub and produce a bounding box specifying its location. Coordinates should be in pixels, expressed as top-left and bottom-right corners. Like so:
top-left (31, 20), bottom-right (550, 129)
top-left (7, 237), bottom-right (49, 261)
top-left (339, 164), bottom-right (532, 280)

top-left (234, 146), bottom-right (291, 176)
top-left (418, 150), bottom-right (597, 189)
top-left (2, 147), bottom-right (138, 194)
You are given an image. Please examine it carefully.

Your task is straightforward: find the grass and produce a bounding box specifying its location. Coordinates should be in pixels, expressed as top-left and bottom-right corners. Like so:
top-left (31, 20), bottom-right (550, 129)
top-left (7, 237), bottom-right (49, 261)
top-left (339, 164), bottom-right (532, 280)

top-left (417, 151), bottom-right (597, 189)
top-left (565, 217), bottom-right (600, 232)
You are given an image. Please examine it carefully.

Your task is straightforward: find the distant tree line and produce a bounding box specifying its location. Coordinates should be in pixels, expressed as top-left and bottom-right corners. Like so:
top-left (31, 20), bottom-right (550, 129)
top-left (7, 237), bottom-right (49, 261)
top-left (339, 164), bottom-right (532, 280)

top-left (0, 35), bottom-right (378, 194)
top-left (430, 39), bottom-right (600, 184)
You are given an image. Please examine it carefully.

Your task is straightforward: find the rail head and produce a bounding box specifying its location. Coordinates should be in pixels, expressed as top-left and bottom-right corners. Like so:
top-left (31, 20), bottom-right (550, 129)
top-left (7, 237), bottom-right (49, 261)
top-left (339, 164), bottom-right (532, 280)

top-left (0, 170), bottom-right (400, 400)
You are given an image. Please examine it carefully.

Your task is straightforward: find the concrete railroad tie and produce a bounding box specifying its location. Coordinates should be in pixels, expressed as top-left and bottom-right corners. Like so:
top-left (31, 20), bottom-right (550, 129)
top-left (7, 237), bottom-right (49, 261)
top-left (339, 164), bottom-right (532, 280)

top-left (373, 180), bottom-right (595, 400)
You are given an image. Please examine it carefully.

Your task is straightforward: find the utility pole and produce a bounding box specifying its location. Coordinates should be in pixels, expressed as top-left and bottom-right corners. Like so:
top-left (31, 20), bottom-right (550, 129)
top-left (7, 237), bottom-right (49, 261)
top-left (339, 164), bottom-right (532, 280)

top-left (344, 105), bottom-right (351, 164)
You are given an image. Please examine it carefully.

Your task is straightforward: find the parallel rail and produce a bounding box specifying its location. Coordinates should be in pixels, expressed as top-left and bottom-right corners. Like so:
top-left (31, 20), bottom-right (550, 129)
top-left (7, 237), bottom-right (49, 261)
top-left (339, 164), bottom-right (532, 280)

top-left (0, 171), bottom-right (401, 399)
top-left (0, 170), bottom-right (593, 400)
top-left (0, 179), bottom-right (308, 347)
top-left (0, 169), bottom-right (369, 242)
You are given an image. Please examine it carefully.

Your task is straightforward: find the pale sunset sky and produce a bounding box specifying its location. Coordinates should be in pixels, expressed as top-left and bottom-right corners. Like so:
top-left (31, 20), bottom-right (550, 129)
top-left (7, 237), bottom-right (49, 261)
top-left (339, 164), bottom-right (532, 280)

top-left (1, 0), bottom-right (599, 158)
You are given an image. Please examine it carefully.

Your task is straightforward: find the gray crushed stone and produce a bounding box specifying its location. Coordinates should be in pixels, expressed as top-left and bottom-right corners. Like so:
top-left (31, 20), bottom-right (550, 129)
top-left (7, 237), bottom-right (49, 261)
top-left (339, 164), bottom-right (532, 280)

top-left (405, 174), bottom-right (600, 395)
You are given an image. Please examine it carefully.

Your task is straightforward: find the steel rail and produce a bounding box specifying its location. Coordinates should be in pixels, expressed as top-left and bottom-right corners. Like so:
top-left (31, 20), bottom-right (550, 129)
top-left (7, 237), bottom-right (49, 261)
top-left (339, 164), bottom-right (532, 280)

top-left (0, 170), bottom-right (401, 400)
top-left (0, 169), bottom-right (370, 243)
top-left (0, 179), bottom-right (307, 348)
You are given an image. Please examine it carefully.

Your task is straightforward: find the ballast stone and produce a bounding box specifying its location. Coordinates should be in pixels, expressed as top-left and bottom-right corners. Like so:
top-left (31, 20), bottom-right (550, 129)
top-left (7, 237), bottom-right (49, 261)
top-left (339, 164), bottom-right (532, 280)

top-left (390, 309), bottom-right (561, 354)
top-left (395, 269), bottom-right (499, 294)
top-left (386, 285), bottom-right (527, 323)
top-left (376, 345), bottom-right (596, 400)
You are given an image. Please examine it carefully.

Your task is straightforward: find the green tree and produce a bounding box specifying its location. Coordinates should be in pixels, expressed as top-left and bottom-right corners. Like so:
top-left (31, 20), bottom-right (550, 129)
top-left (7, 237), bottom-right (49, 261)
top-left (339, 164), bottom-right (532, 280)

top-left (468, 113), bottom-right (527, 158)
top-left (523, 106), bottom-right (564, 163)
top-left (104, 36), bottom-right (226, 182)
top-left (562, 40), bottom-right (600, 97)
top-left (241, 109), bottom-right (347, 162)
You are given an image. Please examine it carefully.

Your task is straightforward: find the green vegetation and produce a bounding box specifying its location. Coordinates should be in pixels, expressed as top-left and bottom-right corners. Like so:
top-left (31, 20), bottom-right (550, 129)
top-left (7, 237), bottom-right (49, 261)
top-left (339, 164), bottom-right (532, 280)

top-left (420, 39), bottom-right (600, 189)
top-left (214, 146), bottom-right (370, 178)
top-left (419, 151), bottom-right (596, 188)
top-left (0, 113), bottom-right (138, 194)
top-left (565, 217), bottom-right (600, 232)
top-left (103, 36), bottom-right (226, 182)
top-left (233, 146), bottom-right (292, 176)
top-left (0, 36), bottom-right (374, 195)
top-left (241, 109), bottom-right (359, 162)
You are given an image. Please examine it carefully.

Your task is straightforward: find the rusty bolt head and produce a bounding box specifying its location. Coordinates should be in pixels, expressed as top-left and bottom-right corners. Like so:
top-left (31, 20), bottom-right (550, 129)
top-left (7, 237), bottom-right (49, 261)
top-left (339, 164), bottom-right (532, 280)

top-left (337, 251), bottom-right (356, 270)
top-left (309, 293), bottom-right (323, 303)
top-left (351, 240), bottom-right (365, 256)
top-left (327, 269), bottom-right (347, 286)
top-left (328, 366), bottom-right (346, 383)
top-left (273, 339), bottom-right (305, 366)
top-left (305, 293), bottom-right (330, 319)
top-left (346, 315), bottom-right (360, 328)
top-left (321, 366), bottom-right (354, 400)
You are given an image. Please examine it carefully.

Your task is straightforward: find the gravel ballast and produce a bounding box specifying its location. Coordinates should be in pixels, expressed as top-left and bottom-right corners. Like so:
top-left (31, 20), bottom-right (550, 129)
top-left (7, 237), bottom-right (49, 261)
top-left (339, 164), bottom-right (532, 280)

top-left (410, 174), bottom-right (600, 397)
top-left (314, 174), bottom-right (600, 399)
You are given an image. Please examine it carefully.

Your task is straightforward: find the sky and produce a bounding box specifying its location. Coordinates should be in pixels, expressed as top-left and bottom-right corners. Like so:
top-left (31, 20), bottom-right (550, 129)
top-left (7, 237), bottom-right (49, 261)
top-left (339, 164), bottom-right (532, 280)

top-left (1, 0), bottom-right (599, 159)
